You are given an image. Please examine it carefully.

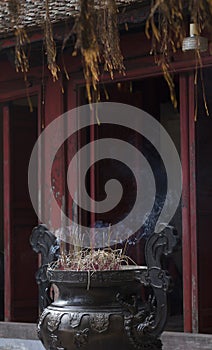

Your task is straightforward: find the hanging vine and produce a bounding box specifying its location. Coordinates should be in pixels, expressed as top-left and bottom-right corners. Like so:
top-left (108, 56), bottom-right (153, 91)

top-left (44, 0), bottom-right (59, 81)
top-left (3, 1), bottom-right (212, 111)
top-left (73, 0), bottom-right (100, 104)
top-left (145, 0), bottom-right (185, 108)
top-left (71, 0), bottom-right (125, 104)
top-left (189, 0), bottom-right (212, 35)
top-left (189, 0), bottom-right (212, 118)
top-left (97, 0), bottom-right (125, 79)
top-left (8, 0), bottom-right (29, 76)
top-left (145, 0), bottom-right (212, 111)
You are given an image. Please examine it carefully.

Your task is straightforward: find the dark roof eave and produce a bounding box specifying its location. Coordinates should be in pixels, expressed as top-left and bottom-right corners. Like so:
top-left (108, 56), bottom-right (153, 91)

top-left (0, 0), bottom-right (150, 39)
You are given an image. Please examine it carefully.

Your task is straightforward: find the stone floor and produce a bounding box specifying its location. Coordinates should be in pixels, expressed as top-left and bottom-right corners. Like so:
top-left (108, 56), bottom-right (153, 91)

top-left (1, 334), bottom-right (212, 350)
top-left (0, 339), bottom-right (44, 350)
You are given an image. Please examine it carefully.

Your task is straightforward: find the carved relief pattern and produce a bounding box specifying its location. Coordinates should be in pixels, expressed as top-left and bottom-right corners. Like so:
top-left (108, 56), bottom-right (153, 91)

top-left (48, 333), bottom-right (65, 350)
top-left (124, 313), bottom-right (162, 350)
top-left (47, 312), bottom-right (64, 332)
top-left (49, 269), bottom-right (136, 286)
top-left (74, 328), bottom-right (89, 348)
top-left (89, 313), bottom-right (110, 333)
top-left (138, 267), bottom-right (171, 292)
top-left (117, 290), bottom-right (163, 349)
top-left (122, 300), bottom-right (162, 350)
top-left (49, 333), bottom-right (59, 349)
top-left (37, 309), bottom-right (50, 338)
top-left (69, 313), bottom-right (83, 328)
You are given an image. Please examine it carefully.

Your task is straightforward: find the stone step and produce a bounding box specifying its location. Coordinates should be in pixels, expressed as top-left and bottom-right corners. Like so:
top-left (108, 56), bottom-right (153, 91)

top-left (1, 322), bottom-right (212, 350)
top-left (0, 339), bottom-right (44, 350)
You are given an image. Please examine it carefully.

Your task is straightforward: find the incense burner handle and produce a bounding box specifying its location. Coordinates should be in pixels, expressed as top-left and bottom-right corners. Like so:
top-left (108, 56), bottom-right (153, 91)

top-left (30, 224), bottom-right (60, 311)
top-left (122, 226), bottom-right (179, 348)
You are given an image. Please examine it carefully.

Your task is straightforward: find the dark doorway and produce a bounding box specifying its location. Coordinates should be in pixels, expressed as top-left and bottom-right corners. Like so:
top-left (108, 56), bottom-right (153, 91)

top-left (3, 97), bottom-right (38, 322)
top-left (78, 76), bottom-right (183, 331)
top-left (196, 67), bottom-right (212, 333)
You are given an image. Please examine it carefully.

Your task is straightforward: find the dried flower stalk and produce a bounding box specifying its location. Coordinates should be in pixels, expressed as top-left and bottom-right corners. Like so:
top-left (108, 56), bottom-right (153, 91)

top-left (73, 0), bottom-right (100, 104)
top-left (97, 0), bottom-right (125, 79)
top-left (189, 0), bottom-right (212, 34)
top-left (6, 0), bottom-right (212, 116)
top-left (146, 0), bottom-right (185, 108)
top-left (146, 0), bottom-right (212, 113)
top-left (72, 0), bottom-right (125, 103)
top-left (44, 0), bottom-right (59, 81)
top-left (8, 0), bottom-right (29, 75)
top-left (189, 0), bottom-right (211, 119)
top-left (49, 247), bottom-right (136, 271)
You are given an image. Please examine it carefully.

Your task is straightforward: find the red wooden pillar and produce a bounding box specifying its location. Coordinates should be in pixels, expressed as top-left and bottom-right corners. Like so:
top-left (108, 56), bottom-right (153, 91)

top-left (90, 107), bottom-right (96, 233)
top-left (180, 74), bottom-right (192, 332)
top-left (3, 105), bottom-right (12, 321)
top-left (180, 72), bottom-right (199, 333)
top-left (66, 80), bottom-right (78, 227)
top-left (188, 72), bottom-right (199, 333)
top-left (43, 76), bottom-right (65, 231)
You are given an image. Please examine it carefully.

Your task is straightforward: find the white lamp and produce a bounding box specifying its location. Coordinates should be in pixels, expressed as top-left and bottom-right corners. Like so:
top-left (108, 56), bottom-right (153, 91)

top-left (182, 23), bottom-right (208, 52)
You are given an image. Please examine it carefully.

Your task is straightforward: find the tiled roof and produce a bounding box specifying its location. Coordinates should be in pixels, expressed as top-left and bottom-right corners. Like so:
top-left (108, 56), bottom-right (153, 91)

top-left (0, 0), bottom-right (145, 37)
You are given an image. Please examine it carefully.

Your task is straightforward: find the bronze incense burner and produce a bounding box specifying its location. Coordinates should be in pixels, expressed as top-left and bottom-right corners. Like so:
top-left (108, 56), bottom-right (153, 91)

top-left (30, 224), bottom-right (178, 350)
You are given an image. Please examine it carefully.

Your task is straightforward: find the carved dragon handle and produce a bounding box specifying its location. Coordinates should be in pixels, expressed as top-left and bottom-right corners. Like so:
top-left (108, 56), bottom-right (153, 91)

top-left (121, 226), bottom-right (179, 349)
top-left (30, 224), bottom-right (60, 312)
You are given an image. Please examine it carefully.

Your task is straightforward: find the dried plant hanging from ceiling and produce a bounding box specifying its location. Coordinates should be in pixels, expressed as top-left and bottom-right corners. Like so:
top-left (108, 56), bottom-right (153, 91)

top-left (145, 0), bottom-right (185, 108)
top-left (71, 0), bottom-right (125, 104)
top-left (4, 0), bottom-right (212, 111)
top-left (8, 0), bottom-right (34, 111)
top-left (189, 0), bottom-right (212, 34)
top-left (97, 0), bottom-right (125, 80)
top-left (189, 0), bottom-right (212, 118)
top-left (44, 0), bottom-right (60, 82)
top-left (8, 0), bottom-right (29, 76)
top-left (72, 0), bottom-right (101, 104)
top-left (145, 0), bottom-right (212, 110)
